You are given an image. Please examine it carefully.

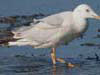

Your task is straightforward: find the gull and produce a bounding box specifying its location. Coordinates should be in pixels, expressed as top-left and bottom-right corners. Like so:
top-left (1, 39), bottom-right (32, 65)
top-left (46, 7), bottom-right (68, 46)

top-left (1, 4), bottom-right (100, 67)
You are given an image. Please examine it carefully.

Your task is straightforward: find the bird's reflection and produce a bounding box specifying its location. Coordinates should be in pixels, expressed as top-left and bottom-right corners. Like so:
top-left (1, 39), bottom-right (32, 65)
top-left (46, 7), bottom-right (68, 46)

top-left (53, 65), bottom-right (56, 75)
top-left (52, 65), bottom-right (71, 75)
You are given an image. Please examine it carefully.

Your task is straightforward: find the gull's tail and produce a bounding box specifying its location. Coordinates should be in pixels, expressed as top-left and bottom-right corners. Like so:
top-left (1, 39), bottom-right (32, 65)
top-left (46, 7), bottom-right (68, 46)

top-left (0, 31), bottom-right (18, 46)
top-left (0, 31), bottom-right (25, 46)
top-left (0, 30), bottom-right (33, 47)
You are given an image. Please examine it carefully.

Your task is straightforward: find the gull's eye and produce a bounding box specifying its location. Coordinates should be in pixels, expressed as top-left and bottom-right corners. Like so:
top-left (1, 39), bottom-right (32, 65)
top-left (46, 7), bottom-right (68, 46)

top-left (86, 9), bottom-right (90, 12)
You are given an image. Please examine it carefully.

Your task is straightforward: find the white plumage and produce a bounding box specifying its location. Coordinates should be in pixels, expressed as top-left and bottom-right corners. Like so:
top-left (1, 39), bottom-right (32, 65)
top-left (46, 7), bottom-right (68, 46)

top-left (9, 4), bottom-right (100, 49)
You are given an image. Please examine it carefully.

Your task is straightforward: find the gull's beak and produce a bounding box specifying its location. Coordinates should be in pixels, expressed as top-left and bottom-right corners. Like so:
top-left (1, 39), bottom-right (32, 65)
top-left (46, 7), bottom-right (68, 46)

top-left (94, 16), bottom-right (100, 19)
top-left (91, 10), bottom-right (100, 19)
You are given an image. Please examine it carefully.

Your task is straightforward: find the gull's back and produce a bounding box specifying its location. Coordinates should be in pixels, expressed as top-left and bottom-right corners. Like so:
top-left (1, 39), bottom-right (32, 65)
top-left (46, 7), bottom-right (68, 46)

top-left (13, 11), bottom-right (73, 39)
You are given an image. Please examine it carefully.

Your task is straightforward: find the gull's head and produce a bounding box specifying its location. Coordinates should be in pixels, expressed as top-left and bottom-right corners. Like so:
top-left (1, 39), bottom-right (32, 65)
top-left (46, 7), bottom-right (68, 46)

top-left (73, 4), bottom-right (100, 19)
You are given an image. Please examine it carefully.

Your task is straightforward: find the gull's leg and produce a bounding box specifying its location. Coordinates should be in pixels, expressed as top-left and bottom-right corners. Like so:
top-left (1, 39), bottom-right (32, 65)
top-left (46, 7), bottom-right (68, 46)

top-left (51, 48), bottom-right (75, 68)
top-left (56, 58), bottom-right (75, 68)
top-left (51, 48), bottom-right (56, 65)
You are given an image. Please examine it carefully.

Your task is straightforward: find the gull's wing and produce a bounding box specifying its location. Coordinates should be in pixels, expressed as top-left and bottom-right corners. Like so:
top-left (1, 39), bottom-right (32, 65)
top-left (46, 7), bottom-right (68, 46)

top-left (38, 14), bottom-right (64, 26)
top-left (13, 11), bottom-right (72, 33)
top-left (12, 12), bottom-right (67, 38)
top-left (9, 22), bottom-right (62, 47)
top-left (8, 11), bottom-right (73, 48)
top-left (37, 11), bottom-right (73, 27)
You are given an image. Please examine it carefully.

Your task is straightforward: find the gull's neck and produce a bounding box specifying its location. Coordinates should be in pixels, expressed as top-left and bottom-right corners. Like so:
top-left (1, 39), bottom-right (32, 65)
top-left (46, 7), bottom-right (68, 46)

top-left (72, 12), bottom-right (88, 33)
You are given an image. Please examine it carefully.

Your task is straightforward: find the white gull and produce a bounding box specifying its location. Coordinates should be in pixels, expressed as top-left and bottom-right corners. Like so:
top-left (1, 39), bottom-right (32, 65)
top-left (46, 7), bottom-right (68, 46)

top-left (8, 4), bottom-right (100, 67)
